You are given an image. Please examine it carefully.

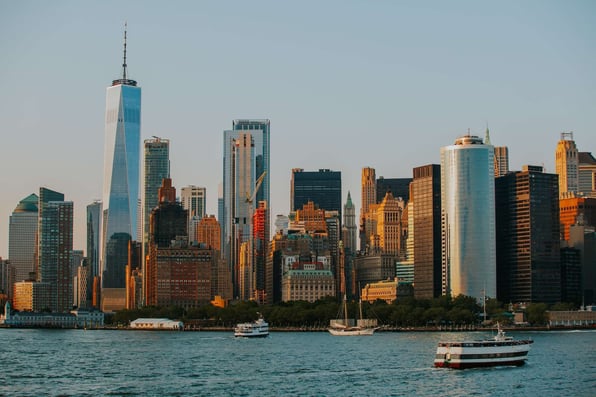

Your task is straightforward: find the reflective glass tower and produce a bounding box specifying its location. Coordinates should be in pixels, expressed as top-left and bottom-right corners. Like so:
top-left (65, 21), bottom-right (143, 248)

top-left (9, 193), bottom-right (38, 282)
top-left (440, 134), bottom-right (496, 301)
top-left (222, 120), bottom-right (270, 297)
top-left (102, 26), bottom-right (141, 291)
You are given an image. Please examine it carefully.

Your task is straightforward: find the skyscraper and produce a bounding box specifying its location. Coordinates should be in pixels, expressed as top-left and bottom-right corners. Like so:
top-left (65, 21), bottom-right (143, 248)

top-left (9, 193), bottom-right (38, 282)
top-left (485, 126), bottom-right (509, 178)
top-left (38, 187), bottom-right (73, 312)
top-left (360, 167), bottom-right (376, 250)
top-left (495, 165), bottom-right (561, 304)
top-left (343, 192), bottom-right (357, 254)
top-left (86, 200), bottom-right (102, 281)
top-left (102, 26), bottom-right (141, 299)
top-left (412, 164), bottom-right (442, 299)
top-left (142, 137), bottom-right (170, 248)
top-left (181, 185), bottom-right (206, 243)
top-left (222, 119), bottom-right (270, 297)
top-left (578, 152), bottom-right (596, 197)
top-left (555, 132), bottom-right (579, 198)
top-left (441, 134), bottom-right (496, 301)
top-left (376, 177), bottom-right (411, 204)
top-left (291, 168), bottom-right (342, 216)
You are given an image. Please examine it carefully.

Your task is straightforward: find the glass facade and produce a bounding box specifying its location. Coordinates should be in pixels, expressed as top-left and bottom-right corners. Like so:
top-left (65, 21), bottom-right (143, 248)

top-left (291, 169), bottom-right (342, 217)
top-left (142, 138), bottom-right (170, 246)
top-left (9, 193), bottom-right (39, 282)
top-left (102, 81), bottom-right (141, 289)
top-left (440, 135), bottom-right (496, 301)
top-left (86, 200), bottom-right (102, 280)
top-left (222, 120), bottom-right (270, 295)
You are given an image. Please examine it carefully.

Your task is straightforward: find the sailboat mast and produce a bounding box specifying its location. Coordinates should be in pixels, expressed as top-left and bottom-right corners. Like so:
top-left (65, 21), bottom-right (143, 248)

top-left (344, 295), bottom-right (349, 324)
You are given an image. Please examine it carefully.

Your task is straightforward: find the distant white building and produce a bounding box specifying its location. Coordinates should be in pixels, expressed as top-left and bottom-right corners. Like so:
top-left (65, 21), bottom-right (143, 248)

top-left (129, 318), bottom-right (183, 330)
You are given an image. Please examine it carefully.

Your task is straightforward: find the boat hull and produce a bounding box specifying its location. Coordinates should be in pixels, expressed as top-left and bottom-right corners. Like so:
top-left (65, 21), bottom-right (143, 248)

top-left (434, 339), bottom-right (533, 369)
top-left (234, 331), bottom-right (269, 338)
top-left (328, 327), bottom-right (377, 336)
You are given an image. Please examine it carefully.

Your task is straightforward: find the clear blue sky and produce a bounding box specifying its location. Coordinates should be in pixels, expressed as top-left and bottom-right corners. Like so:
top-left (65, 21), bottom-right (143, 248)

top-left (1, 0), bottom-right (595, 257)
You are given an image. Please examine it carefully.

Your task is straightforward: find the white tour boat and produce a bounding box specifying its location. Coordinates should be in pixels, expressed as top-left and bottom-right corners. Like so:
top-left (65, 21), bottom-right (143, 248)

top-left (434, 323), bottom-right (533, 369)
top-left (234, 314), bottom-right (269, 338)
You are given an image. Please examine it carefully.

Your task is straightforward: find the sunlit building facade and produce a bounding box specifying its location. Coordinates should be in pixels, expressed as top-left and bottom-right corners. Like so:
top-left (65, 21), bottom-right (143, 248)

top-left (441, 134), bottom-right (496, 301)
top-left (9, 194), bottom-right (38, 282)
top-left (555, 132), bottom-right (579, 198)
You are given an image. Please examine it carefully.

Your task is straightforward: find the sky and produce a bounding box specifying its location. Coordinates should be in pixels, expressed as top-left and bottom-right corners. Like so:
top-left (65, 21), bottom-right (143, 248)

top-left (1, 0), bottom-right (595, 258)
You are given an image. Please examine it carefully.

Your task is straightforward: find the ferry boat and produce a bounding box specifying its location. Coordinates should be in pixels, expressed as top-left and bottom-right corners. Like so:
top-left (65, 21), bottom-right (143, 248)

top-left (234, 314), bottom-right (269, 338)
top-left (434, 323), bottom-right (533, 369)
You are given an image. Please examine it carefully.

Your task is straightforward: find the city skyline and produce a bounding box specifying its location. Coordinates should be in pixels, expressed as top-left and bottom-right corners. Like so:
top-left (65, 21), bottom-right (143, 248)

top-left (1, 1), bottom-right (595, 257)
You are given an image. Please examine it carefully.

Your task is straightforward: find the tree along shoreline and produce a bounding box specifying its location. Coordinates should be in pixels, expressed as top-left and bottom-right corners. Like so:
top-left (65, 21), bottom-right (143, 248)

top-left (106, 295), bottom-right (579, 329)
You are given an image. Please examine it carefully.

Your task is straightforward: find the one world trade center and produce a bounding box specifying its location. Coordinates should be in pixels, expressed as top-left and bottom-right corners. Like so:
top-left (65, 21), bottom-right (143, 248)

top-left (101, 25), bottom-right (141, 308)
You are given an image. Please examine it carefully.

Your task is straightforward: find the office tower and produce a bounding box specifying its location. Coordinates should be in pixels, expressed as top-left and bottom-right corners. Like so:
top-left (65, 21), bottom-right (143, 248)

top-left (555, 132), bottom-right (579, 198)
top-left (569, 224), bottom-right (596, 305)
top-left (9, 194), bottom-right (38, 282)
top-left (86, 200), bottom-right (102, 281)
top-left (343, 192), bottom-right (357, 254)
top-left (496, 165), bottom-right (561, 304)
top-left (197, 215), bottom-right (221, 252)
top-left (485, 125), bottom-right (509, 178)
top-left (365, 192), bottom-right (404, 255)
top-left (494, 147), bottom-right (509, 177)
top-left (560, 247), bottom-right (582, 306)
top-left (559, 197), bottom-right (596, 242)
top-left (267, 233), bottom-right (312, 304)
top-left (125, 241), bottom-right (142, 309)
top-left (102, 26), bottom-right (141, 297)
top-left (441, 134), bottom-right (496, 301)
top-left (222, 120), bottom-right (270, 297)
top-left (148, 179), bottom-right (187, 248)
top-left (376, 177), bottom-right (412, 204)
top-left (578, 152), bottom-right (596, 197)
top-left (291, 168), bottom-right (342, 216)
top-left (412, 164), bottom-right (442, 299)
top-left (142, 137), bottom-right (170, 247)
top-left (73, 262), bottom-right (91, 309)
top-left (70, 250), bottom-right (84, 279)
top-left (274, 215), bottom-right (289, 235)
top-left (252, 201), bottom-right (269, 303)
top-left (38, 188), bottom-right (73, 312)
top-left (181, 185), bottom-right (206, 243)
top-left (0, 258), bottom-right (15, 302)
top-left (360, 167), bottom-right (376, 250)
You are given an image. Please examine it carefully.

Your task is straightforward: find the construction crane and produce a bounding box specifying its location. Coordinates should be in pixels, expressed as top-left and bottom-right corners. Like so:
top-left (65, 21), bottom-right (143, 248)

top-left (246, 171), bottom-right (267, 204)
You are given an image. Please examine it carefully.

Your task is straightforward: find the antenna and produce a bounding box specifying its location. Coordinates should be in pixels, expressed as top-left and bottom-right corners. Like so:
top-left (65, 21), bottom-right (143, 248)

top-left (122, 22), bottom-right (128, 80)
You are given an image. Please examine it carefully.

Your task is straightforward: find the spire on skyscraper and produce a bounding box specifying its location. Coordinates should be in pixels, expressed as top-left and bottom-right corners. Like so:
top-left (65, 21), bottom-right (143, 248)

top-left (484, 123), bottom-right (491, 145)
top-left (112, 22), bottom-right (137, 87)
top-left (122, 22), bottom-right (128, 81)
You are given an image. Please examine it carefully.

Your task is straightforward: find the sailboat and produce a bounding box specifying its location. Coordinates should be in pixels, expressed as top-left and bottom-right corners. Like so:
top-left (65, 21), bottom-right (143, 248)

top-left (328, 295), bottom-right (379, 336)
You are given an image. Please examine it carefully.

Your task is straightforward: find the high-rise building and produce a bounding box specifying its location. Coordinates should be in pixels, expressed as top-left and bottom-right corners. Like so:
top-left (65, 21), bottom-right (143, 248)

top-left (485, 126), bottom-right (509, 178)
top-left (9, 194), bottom-right (38, 282)
top-left (142, 137), bottom-right (170, 248)
top-left (569, 224), bottom-right (596, 305)
top-left (555, 132), bottom-right (579, 198)
top-left (291, 168), bottom-right (342, 216)
top-left (360, 167), bottom-right (376, 250)
top-left (376, 177), bottom-right (411, 204)
top-left (496, 165), bottom-right (561, 304)
top-left (102, 26), bottom-right (141, 297)
top-left (441, 134), bottom-right (496, 301)
top-left (38, 188), bottom-right (73, 312)
top-left (86, 200), bottom-right (102, 282)
top-left (559, 197), bottom-right (596, 242)
top-left (252, 201), bottom-right (269, 303)
top-left (578, 152), bottom-right (596, 197)
top-left (222, 120), bottom-right (270, 297)
top-left (181, 185), bottom-right (206, 243)
top-left (367, 192), bottom-right (404, 255)
top-left (197, 215), bottom-right (221, 252)
top-left (412, 164), bottom-right (442, 299)
top-left (343, 192), bottom-right (357, 254)
top-left (0, 258), bottom-right (15, 302)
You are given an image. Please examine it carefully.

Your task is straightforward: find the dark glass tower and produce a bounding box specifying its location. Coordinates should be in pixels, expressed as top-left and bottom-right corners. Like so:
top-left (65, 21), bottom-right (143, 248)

top-left (291, 169), bottom-right (342, 218)
top-left (412, 164), bottom-right (442, 299)
top-left (495, 165), bottom-right (561, 304)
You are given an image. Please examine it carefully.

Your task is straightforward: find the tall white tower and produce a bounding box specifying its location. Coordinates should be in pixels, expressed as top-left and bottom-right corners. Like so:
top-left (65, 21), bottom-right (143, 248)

top-left (440, 134), bottom-right (496, 301)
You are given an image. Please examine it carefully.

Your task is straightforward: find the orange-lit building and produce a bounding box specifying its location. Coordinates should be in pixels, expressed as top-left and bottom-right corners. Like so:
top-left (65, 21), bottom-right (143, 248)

top-left (560, 197), bottom-right (596, 242)
top-left (197, 215), bottom-right (221, 252)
